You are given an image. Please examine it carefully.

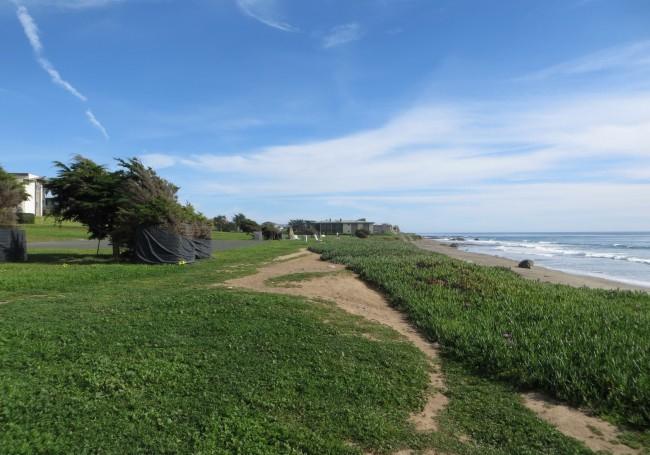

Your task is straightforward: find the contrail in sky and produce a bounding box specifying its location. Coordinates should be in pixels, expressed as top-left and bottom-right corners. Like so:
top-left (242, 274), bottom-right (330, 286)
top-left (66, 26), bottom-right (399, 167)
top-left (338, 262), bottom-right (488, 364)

top-left (15, 4), bottom-right (109, 139)
top-left (16, 5), bottom-right (87, 101)
top-left (86, 110), bottom-right (109, 140)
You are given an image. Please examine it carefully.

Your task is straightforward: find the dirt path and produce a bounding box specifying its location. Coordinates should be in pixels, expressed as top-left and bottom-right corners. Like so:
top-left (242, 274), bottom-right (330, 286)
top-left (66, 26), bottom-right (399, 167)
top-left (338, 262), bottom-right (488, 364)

top-left (523, 393), bottom-right (639, 455)
top-left (225, 249), bottom-right (639, 455)
top-left (225, 249), bottom-right (448, 433)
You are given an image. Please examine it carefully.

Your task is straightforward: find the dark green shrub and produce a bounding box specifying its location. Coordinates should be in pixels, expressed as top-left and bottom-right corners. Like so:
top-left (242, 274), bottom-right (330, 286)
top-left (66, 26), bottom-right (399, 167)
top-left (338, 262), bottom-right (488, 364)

top-left (17, 212), bottom-right (36, 224)
top-left (262, 222), bottom-right (280, 240)
top-left (354, 229), bottom-right (370, 238)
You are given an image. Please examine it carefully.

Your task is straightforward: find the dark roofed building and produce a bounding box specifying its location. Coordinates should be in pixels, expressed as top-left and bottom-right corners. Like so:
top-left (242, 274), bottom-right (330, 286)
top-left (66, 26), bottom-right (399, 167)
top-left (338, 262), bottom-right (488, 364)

top-left (312, 219), bottom-right (374, 235)
top-left (372, 223), bottom-right (399, 234)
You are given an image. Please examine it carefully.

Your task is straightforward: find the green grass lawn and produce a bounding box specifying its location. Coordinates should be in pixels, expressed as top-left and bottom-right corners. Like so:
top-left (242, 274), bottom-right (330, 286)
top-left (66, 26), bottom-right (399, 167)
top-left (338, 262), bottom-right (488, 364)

top-left (0, 240), bottom-right (631, 453)
top-left (18, 217), bottom-right (89, 242)
top-left (310, 238), bottom-right (650, 444)
top-left (211, 231), bottom-right (253, 240)
top-left (0, 242), bottom-right (441, 454)
top-left (18, 221), bottom-right (255, 243)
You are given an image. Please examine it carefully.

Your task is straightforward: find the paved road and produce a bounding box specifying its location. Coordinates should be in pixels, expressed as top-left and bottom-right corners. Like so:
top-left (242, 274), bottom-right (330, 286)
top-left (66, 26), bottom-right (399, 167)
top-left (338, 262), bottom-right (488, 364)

top-left (28, 239), bottom-right (260, 252)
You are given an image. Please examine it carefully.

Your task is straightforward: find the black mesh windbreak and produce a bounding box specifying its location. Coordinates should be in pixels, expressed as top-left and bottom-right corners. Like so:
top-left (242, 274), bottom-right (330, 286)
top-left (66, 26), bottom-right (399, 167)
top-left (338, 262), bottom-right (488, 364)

top-left (0, 229), bottom-right (27, 262)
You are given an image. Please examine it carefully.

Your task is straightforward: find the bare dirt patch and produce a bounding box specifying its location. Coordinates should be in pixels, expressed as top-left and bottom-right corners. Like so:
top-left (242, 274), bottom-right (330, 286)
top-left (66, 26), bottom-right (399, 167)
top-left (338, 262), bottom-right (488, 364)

top-left (272, 249), bottom-right (311, 262)
top-left (225, 251), bottom-right (448, 433)
top-left (390, 450), bottom-right (443, 455)
top-left (409, 370), bottom-right (447, 432)
top-left (523, 392), bottom-right (639, 455)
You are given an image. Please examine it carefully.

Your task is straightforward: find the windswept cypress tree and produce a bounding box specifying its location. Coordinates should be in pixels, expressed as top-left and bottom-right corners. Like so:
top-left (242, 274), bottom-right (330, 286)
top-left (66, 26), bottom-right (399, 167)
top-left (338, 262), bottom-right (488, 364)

top-left (47, 156), bottom-right (211, 260)
top-left (47, 155), bottom-right (123, 256)
top-left (0, 165), bottom-right (29, 227)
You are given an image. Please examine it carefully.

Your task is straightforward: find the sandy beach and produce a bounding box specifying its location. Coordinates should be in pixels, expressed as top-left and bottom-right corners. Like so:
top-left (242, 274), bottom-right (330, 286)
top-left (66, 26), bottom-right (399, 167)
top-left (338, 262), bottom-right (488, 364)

top-left (415, 239), bottom-right (650, 292)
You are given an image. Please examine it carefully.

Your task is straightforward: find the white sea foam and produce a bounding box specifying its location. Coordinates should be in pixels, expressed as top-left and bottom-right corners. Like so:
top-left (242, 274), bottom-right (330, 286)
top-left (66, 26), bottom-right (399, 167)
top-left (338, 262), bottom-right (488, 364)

top-left (551, 268), bottom-right (650, 289)
top-left (420, 233), bottom-right (650, 287)
top-left (444, 238), bottom-right (650, 266)
top-left (426, 233), bottom-right (650, 286)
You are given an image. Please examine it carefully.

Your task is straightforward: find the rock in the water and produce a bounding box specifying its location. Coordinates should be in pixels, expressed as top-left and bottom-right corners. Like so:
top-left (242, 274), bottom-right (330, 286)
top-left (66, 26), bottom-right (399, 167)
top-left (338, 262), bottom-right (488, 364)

top-left (518, 259), bottom-right (534, 269)
top-left (449, 243), bottom-right (459, 248)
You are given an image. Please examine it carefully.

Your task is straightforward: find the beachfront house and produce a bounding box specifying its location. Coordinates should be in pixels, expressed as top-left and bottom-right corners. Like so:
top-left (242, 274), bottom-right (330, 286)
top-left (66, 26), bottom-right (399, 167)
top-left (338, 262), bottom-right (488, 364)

top-left (373, 223), bottom-right (399, 234)
top-left (312, 219), bottom-right (375, 235)
top-left (10, 173), bottom-right (46, 217)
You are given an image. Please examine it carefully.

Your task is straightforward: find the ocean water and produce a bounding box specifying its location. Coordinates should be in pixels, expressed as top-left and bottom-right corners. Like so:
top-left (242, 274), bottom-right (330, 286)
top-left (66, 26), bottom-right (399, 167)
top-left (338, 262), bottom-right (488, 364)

top-left (420, 232), bottom-right (650, 289)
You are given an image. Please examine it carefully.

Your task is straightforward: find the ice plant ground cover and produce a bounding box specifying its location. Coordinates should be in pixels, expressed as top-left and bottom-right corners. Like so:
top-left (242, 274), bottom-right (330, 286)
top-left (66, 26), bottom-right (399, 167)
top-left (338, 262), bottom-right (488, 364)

top-left (310, 238), bottom-right (650, 439)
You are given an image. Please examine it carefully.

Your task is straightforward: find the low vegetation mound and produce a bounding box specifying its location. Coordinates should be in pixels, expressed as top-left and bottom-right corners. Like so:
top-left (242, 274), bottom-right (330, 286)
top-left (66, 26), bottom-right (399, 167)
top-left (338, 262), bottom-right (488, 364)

top-left (310, 238), bottom-right (650, 430)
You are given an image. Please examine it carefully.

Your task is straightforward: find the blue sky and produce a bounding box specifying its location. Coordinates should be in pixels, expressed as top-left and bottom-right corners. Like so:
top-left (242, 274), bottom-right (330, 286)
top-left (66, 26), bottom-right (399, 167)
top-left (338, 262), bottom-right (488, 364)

top-left (1, 0), bottom-right (649, 232)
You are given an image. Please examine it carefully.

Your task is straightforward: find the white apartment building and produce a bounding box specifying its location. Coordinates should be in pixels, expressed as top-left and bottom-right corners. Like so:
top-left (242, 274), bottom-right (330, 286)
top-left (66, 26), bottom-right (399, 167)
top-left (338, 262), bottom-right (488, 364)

top-left (11, 173), bottom-right (45, 216)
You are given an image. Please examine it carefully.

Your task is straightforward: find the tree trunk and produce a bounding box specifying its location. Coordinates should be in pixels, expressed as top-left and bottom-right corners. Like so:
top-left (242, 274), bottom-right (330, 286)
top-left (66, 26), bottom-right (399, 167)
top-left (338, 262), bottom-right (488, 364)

top-left (96, 238), bottom-right (101, 256)
top-left (111, 237), bottom-right (120, 261)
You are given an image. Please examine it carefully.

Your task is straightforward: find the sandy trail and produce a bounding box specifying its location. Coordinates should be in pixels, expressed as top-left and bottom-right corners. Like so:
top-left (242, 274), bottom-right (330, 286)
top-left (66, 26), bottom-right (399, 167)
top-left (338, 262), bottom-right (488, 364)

top-left (225, 248), bottom-right (639, 454)
top-left (523, 393), bottom-right (639, 455)
top-left (225, 249), bottom-right (448, 433)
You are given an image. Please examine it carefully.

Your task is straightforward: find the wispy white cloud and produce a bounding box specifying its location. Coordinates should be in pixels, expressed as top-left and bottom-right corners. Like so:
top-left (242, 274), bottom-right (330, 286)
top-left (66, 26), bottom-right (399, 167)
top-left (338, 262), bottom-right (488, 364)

top-left (524, 40), bottom-right (650, 80)
top-left (15, 4), bottom-right (109, 139)
top-left (327, 183), bottom-right (650, 232)
top-left (15, 5), bottom-right (42, 52)
top-left (85, 109), bottom-right (109, 140)
top-left (140, 153), bottom-right (177, 169)
top-left (16, 5), bottom-right (88, 101)
top-left (322, 23), bottom-right (362, 49)
top-left (236, 0), bottom-right (298, 32)
top-left (37, 57), bottom-right (88, 101)
top-left (142, 90), bottom-right (650, 227)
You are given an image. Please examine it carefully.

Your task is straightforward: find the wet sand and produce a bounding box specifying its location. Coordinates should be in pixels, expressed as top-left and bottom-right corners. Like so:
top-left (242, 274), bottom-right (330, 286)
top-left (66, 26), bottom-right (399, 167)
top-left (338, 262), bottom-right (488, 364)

top-left (415, 239), bottom-right (649, 292)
